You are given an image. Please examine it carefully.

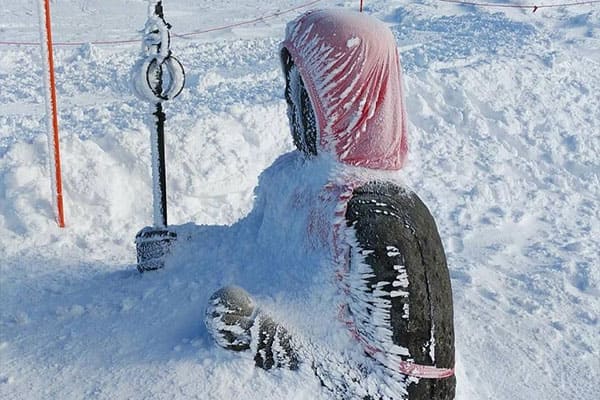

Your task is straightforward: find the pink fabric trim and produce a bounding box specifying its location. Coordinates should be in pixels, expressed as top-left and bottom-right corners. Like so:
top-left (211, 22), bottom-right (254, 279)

top-left (396, 360), bottom-right (455, 380)
top-left (339, 302), bottom-right (455, 380)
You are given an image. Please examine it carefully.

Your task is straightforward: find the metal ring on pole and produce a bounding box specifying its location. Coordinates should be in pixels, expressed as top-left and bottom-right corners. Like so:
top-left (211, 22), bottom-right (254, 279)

top-left (132, 55), bottom-right (185, 103)
top-left (131, 0), bottom-right (185, 104)
top-left (145, 56), bottom-right (186, 101)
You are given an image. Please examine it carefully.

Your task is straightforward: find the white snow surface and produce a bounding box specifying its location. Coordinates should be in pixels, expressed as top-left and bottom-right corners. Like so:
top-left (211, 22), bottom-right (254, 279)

top-left (1, 0), bottom-right (599, 399)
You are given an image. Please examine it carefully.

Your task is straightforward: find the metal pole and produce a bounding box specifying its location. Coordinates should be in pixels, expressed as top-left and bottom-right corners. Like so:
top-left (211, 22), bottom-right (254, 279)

top-left (133, 0), bottom-right (185, 272)
top-left (152, 102), bottom-right (168, 228)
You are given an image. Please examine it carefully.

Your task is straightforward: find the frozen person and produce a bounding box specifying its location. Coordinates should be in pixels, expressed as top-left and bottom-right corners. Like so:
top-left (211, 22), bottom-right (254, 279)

top-left (205, 9), bottom-right (455, 400)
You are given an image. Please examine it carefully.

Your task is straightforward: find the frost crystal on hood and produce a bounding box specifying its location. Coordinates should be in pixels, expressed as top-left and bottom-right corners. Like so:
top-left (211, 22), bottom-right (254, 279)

top-left (281, 9), bottom-right (408, 170)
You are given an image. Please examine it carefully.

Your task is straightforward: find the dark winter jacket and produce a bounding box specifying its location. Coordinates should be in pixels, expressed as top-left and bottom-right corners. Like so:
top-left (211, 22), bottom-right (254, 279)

top-left (346, 181), bottom-right (455, 399)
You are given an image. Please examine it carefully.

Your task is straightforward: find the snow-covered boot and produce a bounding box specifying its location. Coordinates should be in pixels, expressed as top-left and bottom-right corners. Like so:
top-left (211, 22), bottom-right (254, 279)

top-left (205, 286), bottom-right (299, 370)
top-left (253, 314), bottom-right (299, 370)
top-left (205, 286), bottom-right (256, 351)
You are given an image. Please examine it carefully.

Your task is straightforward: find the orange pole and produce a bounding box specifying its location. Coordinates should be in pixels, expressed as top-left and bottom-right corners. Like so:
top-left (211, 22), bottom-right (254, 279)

top-left (41, 0), bottom-right (65, 227)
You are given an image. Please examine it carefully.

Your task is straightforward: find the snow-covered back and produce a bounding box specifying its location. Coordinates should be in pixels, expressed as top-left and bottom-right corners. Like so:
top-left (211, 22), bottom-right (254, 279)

top-left (1, 1), bottom-right (598, 399)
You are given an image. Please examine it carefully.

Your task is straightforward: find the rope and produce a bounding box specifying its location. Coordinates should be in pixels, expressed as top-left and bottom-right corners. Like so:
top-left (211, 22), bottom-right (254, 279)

top-left (0, 0), bottom-right (323, 47)
top-left (439, 0), bottom-right (600, 12)
top-left (4, 0), bottom-right (596, 46)
top-left (175, 0), bottom-right (323, 38)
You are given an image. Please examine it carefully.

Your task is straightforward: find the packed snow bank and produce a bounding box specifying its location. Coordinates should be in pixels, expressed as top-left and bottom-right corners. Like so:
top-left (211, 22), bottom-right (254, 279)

top-left (1, 1), bottom-right (599, 399)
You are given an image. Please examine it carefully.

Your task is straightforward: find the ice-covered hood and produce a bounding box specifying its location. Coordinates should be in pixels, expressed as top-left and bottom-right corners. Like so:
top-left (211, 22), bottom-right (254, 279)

top-left (281, 9), bottom-right (408, 171)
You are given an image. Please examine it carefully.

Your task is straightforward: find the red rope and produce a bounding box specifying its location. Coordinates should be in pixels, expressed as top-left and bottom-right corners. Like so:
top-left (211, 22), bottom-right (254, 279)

top-left (0, 0), bottom-right (323, 47)
top-left (176, 0), bottom-right (322, 38)
top-left (0, 38), bottom-right (140, 47)
top-left (439, 0), bottom-right (600, 12)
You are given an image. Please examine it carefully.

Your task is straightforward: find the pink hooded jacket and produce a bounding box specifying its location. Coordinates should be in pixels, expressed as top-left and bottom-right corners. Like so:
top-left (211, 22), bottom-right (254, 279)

top-left (281, 9), bottom-right (408, 171)
top-left (278, 10), bottom-right (455, 384)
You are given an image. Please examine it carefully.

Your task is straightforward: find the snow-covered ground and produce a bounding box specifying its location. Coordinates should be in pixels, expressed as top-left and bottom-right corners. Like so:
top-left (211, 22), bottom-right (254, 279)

top-left (0, 0), bottom-right (598, 399)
